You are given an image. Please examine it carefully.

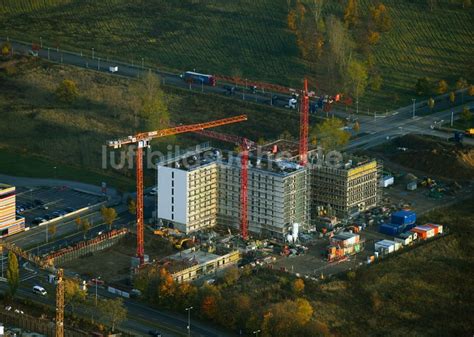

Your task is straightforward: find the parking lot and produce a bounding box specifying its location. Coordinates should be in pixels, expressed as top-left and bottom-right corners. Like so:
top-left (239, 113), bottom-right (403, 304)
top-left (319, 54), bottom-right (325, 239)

top-left (15, 186), bottom-right (106, 227)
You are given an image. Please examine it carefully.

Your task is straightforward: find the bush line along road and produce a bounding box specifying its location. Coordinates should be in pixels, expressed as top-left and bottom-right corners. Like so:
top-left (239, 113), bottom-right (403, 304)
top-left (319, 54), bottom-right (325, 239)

top-left (2, 38), bottom-right (473, 150)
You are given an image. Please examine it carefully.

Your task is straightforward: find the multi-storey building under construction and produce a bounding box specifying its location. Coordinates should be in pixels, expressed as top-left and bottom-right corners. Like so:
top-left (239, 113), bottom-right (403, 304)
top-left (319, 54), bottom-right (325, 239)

top-left (156, 144), bottom-right (309, 240)
top-left (309, 155), bottom-right (382, 219)
top-left (0, 184), bottom-right (25, 237)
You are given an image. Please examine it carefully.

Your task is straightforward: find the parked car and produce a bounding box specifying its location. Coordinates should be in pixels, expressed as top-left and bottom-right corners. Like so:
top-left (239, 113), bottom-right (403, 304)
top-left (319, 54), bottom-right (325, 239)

top-left (65, 207), bottom-right (75, 213)
top-left (148, 331), bottom-right (162, 337)
top-left (43, 214), bottom-right (52, 221)
top-left (58, 210), bottom-right (68, 216)
top-left (34, 199), bottom-right (44, 206)
top-left (51, 211), bottom-right (60, 218)
top-left (32, 217), bottom-right (46, 226)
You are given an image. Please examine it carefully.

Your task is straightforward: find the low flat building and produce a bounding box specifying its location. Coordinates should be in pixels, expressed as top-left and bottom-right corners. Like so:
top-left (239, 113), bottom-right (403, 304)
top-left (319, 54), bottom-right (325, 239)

top-left (0, 184), bottom-right (25, 237)
top-left (166, 248), bottom-right (240, 283)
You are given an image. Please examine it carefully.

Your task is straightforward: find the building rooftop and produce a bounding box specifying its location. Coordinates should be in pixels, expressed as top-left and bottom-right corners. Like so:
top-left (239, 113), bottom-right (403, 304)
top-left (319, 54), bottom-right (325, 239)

top-left (0, 183), bottom-right (12, 190)
top-left (159, 145), bottom-right (306, 176)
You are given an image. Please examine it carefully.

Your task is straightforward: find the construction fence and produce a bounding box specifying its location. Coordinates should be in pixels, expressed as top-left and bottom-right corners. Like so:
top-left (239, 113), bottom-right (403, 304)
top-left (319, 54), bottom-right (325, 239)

top-left (44, 228), bottom-right (128, 266)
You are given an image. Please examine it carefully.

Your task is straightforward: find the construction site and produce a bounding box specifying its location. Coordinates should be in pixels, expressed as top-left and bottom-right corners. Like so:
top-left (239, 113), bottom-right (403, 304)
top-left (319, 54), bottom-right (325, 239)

top-left (1, 75), bottom-right (470, 337)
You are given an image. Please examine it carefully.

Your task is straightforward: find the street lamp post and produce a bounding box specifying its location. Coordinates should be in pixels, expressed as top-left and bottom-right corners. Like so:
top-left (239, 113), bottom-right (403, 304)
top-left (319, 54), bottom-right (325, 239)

top-left (412, 98), bottom-right (416, 118)
top-left (185, 306), bottom-right (193, 335)
top-left (47, 47), bottom-right (50, 60)
top-left (97, 57), bottom-right (100, 70)
top-left (40, 36), bottom-right (42, 48)
top-left (95, 276), bottom-right (101, 306)
top-left (141, 57), bottom-right (144, 69)
top-left (91, 48), bottom-right (94, 60)
top-left (253, 329), bottom-right (261, 337)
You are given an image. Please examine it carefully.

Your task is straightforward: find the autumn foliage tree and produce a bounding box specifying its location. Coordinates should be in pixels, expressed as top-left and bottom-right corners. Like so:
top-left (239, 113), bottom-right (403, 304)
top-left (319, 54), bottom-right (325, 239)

top-left (344, 0), bottom-right (358, 28)
top-left (56, 79), bottom-right (78, 103)
top-left (437, 80), bottom-right (449, 94)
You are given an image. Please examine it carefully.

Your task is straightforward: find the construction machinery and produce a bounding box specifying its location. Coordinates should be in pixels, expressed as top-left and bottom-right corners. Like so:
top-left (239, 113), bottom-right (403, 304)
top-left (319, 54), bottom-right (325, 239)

top-left (195, 129), bottom-right (255, 240)
top-left (107, 115), bottom-right (247, 265)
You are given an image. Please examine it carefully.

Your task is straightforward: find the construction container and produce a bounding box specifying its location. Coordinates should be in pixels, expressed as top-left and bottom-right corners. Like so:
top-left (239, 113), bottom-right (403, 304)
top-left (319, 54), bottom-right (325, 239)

top-left (407, 181), bottom-right (417, 191)
top-left (410, 226), bottom-right (435, 240)
top-left (426, 223), bottom-right (443, 234)
top-left (379, 223), bottom-right (402, 236)
top-left (330, 232), bottom-right (360, 247)
top-left (391, 210), bottom-right (417, 226)
top-left (375, 240), bottom-right (395, 254)
top-left (395, 235), bottom-right (411, 246)
top-left (380, 175), bottom-right (394, 188)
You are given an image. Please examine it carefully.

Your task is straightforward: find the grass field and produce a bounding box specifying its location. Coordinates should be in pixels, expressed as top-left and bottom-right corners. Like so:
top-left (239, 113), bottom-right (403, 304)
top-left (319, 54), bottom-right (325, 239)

top-left (0, 57), bottom-right (302, 190)
top-left (1, 0), bottom-right (472, 112)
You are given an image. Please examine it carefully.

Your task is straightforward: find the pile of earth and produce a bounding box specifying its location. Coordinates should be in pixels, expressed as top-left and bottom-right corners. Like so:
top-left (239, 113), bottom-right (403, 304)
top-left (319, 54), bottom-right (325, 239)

top-left (388, 135), bottom-right (474, 181)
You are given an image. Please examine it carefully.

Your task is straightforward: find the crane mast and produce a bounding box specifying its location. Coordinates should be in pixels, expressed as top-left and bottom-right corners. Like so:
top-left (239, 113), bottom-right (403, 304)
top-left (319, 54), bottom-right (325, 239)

top-left (107, 115), bottom-right (247, 265)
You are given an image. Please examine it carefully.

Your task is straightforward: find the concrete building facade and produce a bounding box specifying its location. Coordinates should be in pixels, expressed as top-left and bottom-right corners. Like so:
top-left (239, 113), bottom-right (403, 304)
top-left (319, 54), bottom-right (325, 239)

top-left (0, 184), bottom-right (25, 237)
top-left (157, 155), bottom-right (218, 234)
top-left (310, 157), bottom-right (381, 219)
top-left (156, 148), bottom-right (309, 239)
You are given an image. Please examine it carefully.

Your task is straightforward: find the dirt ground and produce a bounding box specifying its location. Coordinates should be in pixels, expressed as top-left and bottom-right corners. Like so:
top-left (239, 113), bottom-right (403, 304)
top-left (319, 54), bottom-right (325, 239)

top-left (61, 231), bottom-right (174, 283)
top-left (372, 134), bottom-right (474, 181)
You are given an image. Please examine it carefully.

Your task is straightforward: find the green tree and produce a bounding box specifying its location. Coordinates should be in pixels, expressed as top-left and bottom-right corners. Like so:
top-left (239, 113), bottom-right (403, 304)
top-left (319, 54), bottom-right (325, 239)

top-left (1, 41), bottom-right (11, 56)
top-left (343, 0), bottom-right (358, 28)
top-left (468, 85), bottom-right (474, 96)
top-left (311, 118), bottom-right (351, 152)
top-left (370, 3), bottom-right (392, 32)
top-left (97, 298), bottom-right (127, 332)
top-left (76, 217), bottom-right (91, 239)
top-left (449, 91), bottom-right (456, 105)
top-left (222, 267), bottom-right (240, 286)
top-left (129, 71), bottom-right (169, 130)
top-left (56, 79), bottom-right (78, 103)
top-left (370, 74), bottom-right (383, 91)
top-left (6, 251), bottom-right (19, 298)
top-left (292, 278), bottom-right (305, 293)
top-left (64, 278), bottom-right (86, 315)
top-left (353, 120), bottom-right (361, 132)
top-left (461, 106), bottom-right (472, 122)
top-left (48, 223), bottom-right (57, 240)
top-left (127, 197), bottom-right (137, 215)
top-left (101, 206), bottom-right (117, 230)
top-left (456, 77), bottom-right (468, 90)
top-left (415, 77), bottom-right (432, 96)
top-left (437, 80), bottom-right (449, 94)
top-left (347, 59), bottom-right (368, 98)
top-left (428, 97), bottom-right (435, 111)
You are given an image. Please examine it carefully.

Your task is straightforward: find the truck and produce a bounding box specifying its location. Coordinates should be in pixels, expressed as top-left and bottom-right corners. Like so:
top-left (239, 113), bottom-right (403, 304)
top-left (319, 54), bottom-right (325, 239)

top-left (181, 71), bottom-right (216, 86)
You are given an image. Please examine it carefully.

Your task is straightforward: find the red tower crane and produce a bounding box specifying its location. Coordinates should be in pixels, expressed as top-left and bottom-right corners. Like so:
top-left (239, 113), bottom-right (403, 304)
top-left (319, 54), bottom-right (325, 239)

top-left (196, 130), bottom-right (255, 240)
top-left (215, 76), bottom-right (313, 165)
top-left (299, 79), bottom-right (310, 166)
top-left (107, 115), bottom-right (248, 265)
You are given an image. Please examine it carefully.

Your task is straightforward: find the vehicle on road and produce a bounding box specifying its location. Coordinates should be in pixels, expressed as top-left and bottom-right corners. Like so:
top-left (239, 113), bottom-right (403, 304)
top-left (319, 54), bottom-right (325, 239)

top-left (51, 211), bottom-right (60, 218)
top-left (109, 66), bottom-right (118, 73)
top-left (65, 207), bottom-right (75, 213)
top-left (32, 285), bottom-right (47, 296)
top-left (28, 50), bottom-right (38, 57)
top-left (32, 217), bottom-right (47, 225)
top-left (148, 330), bottom-right (162, 337)
top-left (34, 199), bottom-right (44, 206)
top-left (181, 71), bottom-right (216, 86)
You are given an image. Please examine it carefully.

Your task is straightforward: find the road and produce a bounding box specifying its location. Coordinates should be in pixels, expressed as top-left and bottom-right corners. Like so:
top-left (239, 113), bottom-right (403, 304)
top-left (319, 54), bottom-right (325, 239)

top-left (3, 38), bottom-right (473, 155)
top-left (0, 268), bottom-right (235, 337)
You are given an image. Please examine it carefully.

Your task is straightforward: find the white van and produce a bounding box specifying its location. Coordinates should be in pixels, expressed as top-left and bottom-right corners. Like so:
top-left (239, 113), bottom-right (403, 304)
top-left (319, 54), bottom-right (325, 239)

top-left (32, 285), bottom-right (47, 296)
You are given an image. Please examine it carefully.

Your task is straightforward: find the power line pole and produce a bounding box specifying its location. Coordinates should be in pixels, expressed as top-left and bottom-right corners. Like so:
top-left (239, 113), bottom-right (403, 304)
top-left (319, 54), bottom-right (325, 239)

top-left (412, 98), bottom-right (416, 118)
